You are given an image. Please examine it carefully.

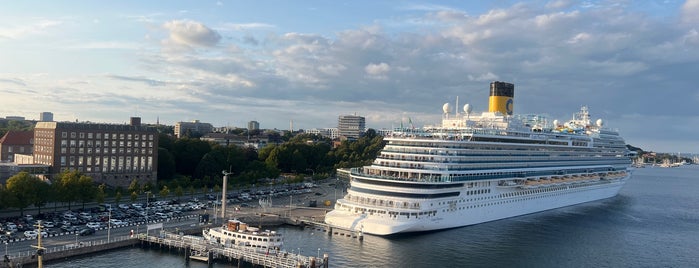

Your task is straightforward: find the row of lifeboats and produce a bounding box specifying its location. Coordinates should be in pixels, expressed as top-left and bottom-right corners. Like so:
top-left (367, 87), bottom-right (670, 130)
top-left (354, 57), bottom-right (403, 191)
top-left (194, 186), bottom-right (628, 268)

top-left (516, 171), bottom-right (627, 189)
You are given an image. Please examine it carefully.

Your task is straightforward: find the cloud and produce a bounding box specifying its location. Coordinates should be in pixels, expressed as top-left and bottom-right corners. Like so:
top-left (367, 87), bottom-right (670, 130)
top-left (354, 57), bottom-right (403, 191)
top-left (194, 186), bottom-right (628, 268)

top-left (0, 19), bottom-right (62, 39)
top-left (682, 0), bottom-right (699, 24)
top-left (219, 22), bottom-right (276, 31)
top-left (0, 78), bottom-right (27, 87)
top-left (162, 20), bottom-right (221, 48)
top-left (4, 1), bottom-right (695, 152)
top-left (364, 62), bottom-right (391, 79)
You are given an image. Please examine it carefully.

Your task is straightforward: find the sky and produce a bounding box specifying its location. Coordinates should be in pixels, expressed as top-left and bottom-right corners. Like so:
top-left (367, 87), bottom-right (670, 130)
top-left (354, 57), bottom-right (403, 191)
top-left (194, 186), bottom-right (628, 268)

top-left (0, 0), bottom-right (698, 153)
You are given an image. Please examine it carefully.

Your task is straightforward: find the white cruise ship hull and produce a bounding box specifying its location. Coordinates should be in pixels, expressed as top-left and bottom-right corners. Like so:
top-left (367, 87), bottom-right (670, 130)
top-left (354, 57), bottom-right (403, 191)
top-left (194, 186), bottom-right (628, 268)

top-left (325, 176), bottom-right (628, 235)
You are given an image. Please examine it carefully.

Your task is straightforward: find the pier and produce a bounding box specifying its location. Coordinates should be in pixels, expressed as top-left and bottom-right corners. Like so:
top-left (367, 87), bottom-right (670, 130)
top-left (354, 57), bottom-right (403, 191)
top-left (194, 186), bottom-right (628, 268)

top-left (139, 232), bottom-right (328, 268)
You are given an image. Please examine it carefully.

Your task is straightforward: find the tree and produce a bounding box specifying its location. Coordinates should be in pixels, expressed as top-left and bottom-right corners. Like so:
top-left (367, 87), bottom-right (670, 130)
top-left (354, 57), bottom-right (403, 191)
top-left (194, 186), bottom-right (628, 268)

top-left (157, 147), bottom-right (176, 180)
top-left (187, 185), bottom-right (195, 198)
top-left (159, 186), bottom-right (170, 199)
top-left (173, 138), bottom-right (212, 176)
top-left (0, 184), bottom-right (6, 210)
top-left (115, 191), bottom-right (122, 205)
top-left (175, 185), bottom-right (184, 201)
top-left (130, 191), bottom-right (138, 202)
top-left (96, 183), bottom-right (107, 205)
top-left (77, 174), bottom-right (97, 209)
top-left (55, 170), bottom-right (83, 210)
top-left (33, 179), bottom-right (52, 215)
top-left (128, 179), bottom-right (141, 195)
top-left (5, 172), bottom-right (44, 216)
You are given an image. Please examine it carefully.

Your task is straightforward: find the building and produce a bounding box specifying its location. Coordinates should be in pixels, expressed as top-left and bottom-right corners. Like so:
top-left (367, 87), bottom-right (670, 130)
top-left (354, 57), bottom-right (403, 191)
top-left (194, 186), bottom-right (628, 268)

top-left (174, 120), bottom-right (213, 138)
top-left (4, 116), bottom-right (25, 121)
top-left (32, 118), bottom-right (158, 188)
top-left (247, 121), bottom-right (260, 131)
top-left (40, 112), bottom-right (54, 122)
top-left (338, 115), bottom-right (365, 140)
top-left (0, 131), bottom-right (34, 162)
top-left (304, 128), bottom-right (339, 139)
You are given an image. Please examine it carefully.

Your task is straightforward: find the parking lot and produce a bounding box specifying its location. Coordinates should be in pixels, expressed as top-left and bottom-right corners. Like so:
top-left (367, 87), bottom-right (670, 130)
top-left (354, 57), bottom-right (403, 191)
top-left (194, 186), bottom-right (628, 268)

top-left (0, 179), bottom-right (346, 243)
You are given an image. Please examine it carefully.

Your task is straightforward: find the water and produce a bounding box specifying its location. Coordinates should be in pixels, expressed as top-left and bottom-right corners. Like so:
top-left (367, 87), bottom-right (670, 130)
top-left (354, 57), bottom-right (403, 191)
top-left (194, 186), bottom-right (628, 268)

top-left (47, 166), bottom-right (699, 268)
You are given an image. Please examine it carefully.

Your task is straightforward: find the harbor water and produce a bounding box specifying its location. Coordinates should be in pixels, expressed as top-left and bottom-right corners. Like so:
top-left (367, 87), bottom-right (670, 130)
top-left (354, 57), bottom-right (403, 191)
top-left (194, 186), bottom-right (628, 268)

top-left (46, 166), bottom-right (698, 267)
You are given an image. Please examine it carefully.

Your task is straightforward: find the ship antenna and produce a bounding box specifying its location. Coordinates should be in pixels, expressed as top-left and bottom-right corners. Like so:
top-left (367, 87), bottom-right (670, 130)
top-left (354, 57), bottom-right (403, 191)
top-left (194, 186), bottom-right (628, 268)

top-left (455, 96), bottom-right (459, 116)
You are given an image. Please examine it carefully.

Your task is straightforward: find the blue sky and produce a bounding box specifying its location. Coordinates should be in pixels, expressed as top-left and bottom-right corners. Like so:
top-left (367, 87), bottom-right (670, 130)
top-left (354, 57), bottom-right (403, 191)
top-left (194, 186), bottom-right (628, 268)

top-left (1, 0), bottom-right (698, 153)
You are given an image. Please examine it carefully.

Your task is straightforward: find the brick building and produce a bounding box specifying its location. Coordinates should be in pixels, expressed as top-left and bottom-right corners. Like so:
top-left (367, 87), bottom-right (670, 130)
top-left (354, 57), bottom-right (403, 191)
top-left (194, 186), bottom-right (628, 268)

top-left (32, 118), bottom-right (158, 187)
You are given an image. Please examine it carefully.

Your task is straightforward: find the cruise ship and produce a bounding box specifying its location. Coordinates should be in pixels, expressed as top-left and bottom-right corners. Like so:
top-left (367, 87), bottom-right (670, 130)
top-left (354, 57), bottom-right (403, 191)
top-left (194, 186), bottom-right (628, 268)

top-left (325, 81), bottom-right (635, 235)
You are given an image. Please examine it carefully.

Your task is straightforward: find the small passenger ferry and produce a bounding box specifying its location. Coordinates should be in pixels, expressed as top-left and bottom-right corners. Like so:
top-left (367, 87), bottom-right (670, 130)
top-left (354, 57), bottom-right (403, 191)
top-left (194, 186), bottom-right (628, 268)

top-left (203, 219), bottom-right (283, 251)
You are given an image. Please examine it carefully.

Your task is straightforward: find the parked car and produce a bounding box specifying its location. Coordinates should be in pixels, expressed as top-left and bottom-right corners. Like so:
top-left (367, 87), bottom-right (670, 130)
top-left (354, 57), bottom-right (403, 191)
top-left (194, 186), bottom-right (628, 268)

top-left (86, 222), bottom-right (101, 229)
top-left (23, 230), bottom-right (38, 239)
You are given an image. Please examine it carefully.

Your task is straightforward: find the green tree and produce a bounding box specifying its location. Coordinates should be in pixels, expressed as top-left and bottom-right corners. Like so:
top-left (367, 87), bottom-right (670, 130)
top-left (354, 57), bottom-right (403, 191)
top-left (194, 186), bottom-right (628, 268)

top-left (130, 191), bottom-right (138, 202)
top-left (77, 174), bottom-right (97, 209)
top-left (96, 183), bottom-right (107, 205)
top-left (0, 184), bottom-right (6, 210)
top-left (159, 185), bottom-right (170, 199)
top-left (187, 185), bottom-right (195, 198)
top-left (33, 179), bottom-right (52, 215)
top-left (115, 191), bottom-right (122, 205)
top-left (55, 170), bottom-right (82, 210)
top-left (175, 185), bottom-right (184, 201)
top-left (173, 138), bottom-right (212, 176)
top-left (157, 147), bottom-right (176, 180)
top-left (128, 179), bottom-right (141, 195)
top-left (5, 172), bottom-right (43, 216)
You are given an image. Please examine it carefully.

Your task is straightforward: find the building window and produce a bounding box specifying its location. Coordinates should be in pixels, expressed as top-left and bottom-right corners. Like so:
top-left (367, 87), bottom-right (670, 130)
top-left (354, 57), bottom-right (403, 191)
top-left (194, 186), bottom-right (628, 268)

top-left (62, 132), bottom-right (67, 138)
top-left (80, 132), bottom-right (84, 139)
top-left (71, 132), bottom-right (76, 138)
top-left (88, 133), bottom-right (93, 139)
top-left (96, 133), bottom-right (101, 139)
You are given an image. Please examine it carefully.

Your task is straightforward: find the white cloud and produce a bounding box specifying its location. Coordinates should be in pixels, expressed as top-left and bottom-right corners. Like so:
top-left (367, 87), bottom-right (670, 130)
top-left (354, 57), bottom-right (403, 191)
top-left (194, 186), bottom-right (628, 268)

top-left (0, 19), bottom-right (62, 39)
top-left (162, 20), bottom-right (221, 48)
top-left (567, 32), bottom-right (591, 44)
top-left (364, 62), bottom-right (391, 79)
top-left (545, 0), bottom-right (574, 10)
top-left (219, 22), bottom-right (276, 31)
top-left (682, 0), bottom-right (699, 24)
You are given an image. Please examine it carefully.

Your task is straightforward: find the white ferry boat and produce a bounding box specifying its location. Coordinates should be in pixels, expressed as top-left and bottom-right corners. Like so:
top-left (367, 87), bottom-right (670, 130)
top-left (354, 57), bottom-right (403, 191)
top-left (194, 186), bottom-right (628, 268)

top-left (203, 219), bottom-right (283, 250)
top-left (325, 81), bottom-right (635, 235)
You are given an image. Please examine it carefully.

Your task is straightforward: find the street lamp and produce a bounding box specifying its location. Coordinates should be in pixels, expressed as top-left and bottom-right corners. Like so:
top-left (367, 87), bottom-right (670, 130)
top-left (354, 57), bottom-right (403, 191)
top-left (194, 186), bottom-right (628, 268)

top-left (107, 209), bottom-right (111, 242)
top-left (317, 248), bottom-right (320, 259)
top-left (145, 191), bottom-right (151, 236)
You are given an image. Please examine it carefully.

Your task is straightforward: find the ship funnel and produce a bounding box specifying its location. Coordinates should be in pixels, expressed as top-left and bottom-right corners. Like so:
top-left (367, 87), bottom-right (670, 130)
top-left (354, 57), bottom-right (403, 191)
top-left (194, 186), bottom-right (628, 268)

top-left (488, 81), bottom-right (514, 115)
